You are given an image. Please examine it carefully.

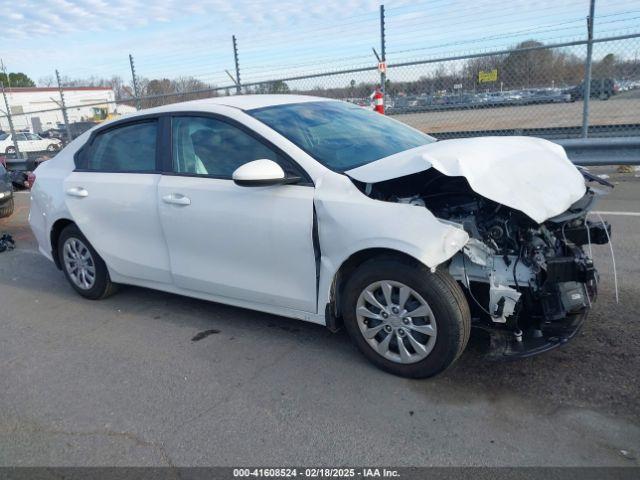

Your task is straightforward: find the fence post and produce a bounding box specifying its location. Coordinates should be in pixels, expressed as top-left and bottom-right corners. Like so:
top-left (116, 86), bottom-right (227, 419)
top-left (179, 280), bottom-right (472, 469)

top-left (129, 54), bottom-right (142, 110)
top-left (581, 0), bottom-right (596, 138)
top-left (0, 81), bottom-right (22, 159)
top-left (232, 35), bottom-right (242, 94)
top-left (380, 4), bottom-right (386, 98)
top-left (55, 70), bottom-right (72, 144)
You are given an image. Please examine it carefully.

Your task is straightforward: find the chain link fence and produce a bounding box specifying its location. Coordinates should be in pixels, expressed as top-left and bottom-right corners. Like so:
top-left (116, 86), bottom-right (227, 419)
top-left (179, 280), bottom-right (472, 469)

top-left (1, 8), bottom-right (639, 166)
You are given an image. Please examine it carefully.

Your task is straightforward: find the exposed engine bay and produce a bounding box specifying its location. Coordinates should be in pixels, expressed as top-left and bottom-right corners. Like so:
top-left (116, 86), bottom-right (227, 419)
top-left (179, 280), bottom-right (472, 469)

top-left (352, 168), bottom-right (612, 358)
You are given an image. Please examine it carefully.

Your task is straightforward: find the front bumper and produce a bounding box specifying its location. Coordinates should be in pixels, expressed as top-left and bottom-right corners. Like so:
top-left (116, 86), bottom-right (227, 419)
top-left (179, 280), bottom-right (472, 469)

top-left (475, 309), bottom-right (588, 360)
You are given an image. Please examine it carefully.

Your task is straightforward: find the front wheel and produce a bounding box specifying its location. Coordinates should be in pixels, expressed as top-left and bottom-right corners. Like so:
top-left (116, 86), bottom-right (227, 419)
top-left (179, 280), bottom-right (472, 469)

top-left (46, 144), bottom-right (58, 152)
top-left (342, 257), bottom-right (470, 378)
top-left (58, 224), bottom-right (117, 299)
top-left (5, 146), bottom-right (15, 155)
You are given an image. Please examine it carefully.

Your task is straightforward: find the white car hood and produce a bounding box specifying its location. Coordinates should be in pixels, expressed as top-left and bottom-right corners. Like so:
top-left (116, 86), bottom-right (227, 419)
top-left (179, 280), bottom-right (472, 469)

top-left (345, 136), bottom-right (586, 224)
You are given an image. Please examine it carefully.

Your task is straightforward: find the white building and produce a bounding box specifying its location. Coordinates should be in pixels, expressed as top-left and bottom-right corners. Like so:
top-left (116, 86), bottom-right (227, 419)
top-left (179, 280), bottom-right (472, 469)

top-left (0, 87), bottom-right (124, 133)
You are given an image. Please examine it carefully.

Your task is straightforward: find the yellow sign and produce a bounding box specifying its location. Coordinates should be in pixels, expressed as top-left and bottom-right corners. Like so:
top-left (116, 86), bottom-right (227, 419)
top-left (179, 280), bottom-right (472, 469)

top-left (478, 69), bottom-right (498, 83)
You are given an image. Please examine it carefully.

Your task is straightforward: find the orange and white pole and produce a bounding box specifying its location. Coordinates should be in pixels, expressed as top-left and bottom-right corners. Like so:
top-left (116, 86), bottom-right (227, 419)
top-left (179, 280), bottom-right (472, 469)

top-left (373, 88), bottom-right (385, 115)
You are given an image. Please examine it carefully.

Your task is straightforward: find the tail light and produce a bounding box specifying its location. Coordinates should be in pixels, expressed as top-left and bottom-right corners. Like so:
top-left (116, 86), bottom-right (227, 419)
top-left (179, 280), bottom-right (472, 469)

top-left (0, 156), bottom-right (6, 168)
top-left (27, 172), bottom-right (36, 189)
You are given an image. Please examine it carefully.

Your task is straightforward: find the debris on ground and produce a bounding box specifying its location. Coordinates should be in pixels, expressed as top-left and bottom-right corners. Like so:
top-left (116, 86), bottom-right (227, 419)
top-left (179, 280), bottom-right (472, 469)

top-left (0, 233), bottom-right (15, 253)
top-left (8, 170), bottom-right (30, 190)
top-left (616, 165), bottom-right (635, 174)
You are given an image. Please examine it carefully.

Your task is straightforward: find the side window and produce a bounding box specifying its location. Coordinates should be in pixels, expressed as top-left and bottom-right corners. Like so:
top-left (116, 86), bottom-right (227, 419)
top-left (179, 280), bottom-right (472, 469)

top-left (26, 133), bottom-right (39, 140)
top-left (82, 121), bottom-right (157, 172)
top-left (171, 116), bottom-right (296, 178)
top-left (15, 133), bottom-right (26, 141)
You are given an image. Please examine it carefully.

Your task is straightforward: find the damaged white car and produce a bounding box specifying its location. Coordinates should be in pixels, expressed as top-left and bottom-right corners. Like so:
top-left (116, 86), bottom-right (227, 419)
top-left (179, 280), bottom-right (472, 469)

top-left (29, 95), bottom-right (611, 378)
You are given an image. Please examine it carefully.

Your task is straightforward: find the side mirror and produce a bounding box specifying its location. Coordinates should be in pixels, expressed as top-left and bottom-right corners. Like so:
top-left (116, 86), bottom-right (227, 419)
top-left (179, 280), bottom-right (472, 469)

top-left (232, 159), bottom-right (286, 187)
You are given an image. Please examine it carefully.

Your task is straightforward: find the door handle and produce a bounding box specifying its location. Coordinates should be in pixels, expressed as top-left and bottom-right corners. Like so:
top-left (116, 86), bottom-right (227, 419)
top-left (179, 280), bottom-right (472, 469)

top-left (66, 187), bottom-right (89, 198)
top-left (162, 193), bottom-right (191, 206)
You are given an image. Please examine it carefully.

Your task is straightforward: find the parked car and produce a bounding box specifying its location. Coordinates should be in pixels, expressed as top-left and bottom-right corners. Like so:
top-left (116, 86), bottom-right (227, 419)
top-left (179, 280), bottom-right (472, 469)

top-left (0, 157), bottom-right (14, 218)
top-left (527, 88), bottom-right (572, 104)
top-left (29, 95), bottom-right (609, 378)
top-left (0, 132), bottom-right (62, 155)
top-left (567, 78), bottom-right (618, 100)
top-left (40, 128), bottom-right (66, 140)
top-left (40, 122), bottom-right (98, 142)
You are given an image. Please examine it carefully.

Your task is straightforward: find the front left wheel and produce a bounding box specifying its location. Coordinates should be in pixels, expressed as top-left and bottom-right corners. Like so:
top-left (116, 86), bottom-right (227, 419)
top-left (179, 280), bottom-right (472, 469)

top-left (58, 224), bottom-right (117, 299)
top-left (342, 257), bottom-right (470, 378)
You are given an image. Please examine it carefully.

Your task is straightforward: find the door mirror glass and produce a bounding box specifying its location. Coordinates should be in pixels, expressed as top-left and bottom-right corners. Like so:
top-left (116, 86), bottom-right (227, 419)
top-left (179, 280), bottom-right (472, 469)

top-left (232, 159), bottom-right (286, 186)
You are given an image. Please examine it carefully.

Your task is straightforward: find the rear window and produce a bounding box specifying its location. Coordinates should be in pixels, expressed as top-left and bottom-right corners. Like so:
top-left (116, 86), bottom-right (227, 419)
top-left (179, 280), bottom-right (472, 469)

top-left (77, 121), bottom-right (157, 172)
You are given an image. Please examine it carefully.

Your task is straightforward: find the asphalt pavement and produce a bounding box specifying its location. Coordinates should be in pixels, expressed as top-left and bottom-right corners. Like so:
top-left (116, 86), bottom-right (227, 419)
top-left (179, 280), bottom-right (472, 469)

top-left (0, 168), bottom-right (639, 467)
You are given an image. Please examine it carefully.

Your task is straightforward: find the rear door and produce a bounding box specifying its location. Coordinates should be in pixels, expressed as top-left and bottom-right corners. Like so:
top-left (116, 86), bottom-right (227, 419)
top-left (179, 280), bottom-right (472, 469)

top-left (25, 133), bottom-right (46, 151)
top-left (63, 117), bottom-right (172, 284)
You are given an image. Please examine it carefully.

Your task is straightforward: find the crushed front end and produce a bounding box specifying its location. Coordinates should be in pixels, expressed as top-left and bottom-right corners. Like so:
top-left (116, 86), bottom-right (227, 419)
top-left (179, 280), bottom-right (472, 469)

top-left (438, 183), bottom-right (610, 358)
top-left (355, 168), bottom-right (611, 359)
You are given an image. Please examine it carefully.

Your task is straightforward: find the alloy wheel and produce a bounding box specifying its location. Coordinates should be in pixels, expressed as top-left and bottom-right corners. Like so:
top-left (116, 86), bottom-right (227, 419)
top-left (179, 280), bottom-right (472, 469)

top-left (355, 280), bottom-right (437, 364)
top-left (62, 237), bottom-right (96, 290)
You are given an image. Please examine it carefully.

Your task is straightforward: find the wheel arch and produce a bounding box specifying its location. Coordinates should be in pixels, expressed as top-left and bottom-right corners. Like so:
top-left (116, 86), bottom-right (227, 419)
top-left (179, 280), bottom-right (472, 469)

top-left (326, 247), bottom-right (429, 329)
top-left (50, 218), bottom-right (76, 269)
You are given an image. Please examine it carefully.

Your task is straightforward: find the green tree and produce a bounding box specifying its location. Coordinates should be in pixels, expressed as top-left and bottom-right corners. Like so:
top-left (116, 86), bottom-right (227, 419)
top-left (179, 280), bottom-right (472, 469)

top-left (0, 72), bottom-right (36, 87)
top-left (255, 80), bottom-right (290, 94)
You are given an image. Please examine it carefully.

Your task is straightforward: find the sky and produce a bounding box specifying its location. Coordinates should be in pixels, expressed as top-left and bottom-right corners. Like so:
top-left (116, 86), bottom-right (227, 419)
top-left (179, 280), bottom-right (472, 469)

top-left (1, 0), bottom-right (639, 89)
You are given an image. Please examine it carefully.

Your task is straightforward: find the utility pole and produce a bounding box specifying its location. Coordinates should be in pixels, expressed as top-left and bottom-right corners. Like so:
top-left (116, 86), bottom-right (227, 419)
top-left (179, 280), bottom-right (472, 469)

top-left (129, 54), bottom-right (142, 110)
top-left (1, 81), bottom-right (21, 159)
top-left (55, 69), bottom-right (72, 143)
top-left (581, 0), bottom-right (596, 138)
top-left (380, 4), bottom-right (386, 96)
top-left (232, 35), bottom-right (242, 95)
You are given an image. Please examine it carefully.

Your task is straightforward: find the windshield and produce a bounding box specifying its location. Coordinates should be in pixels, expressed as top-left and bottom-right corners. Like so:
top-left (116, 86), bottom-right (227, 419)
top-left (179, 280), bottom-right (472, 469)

top-left (0, 133), bottom-right (9, 141)
top-left (249, 101), bottom-right (435, 171)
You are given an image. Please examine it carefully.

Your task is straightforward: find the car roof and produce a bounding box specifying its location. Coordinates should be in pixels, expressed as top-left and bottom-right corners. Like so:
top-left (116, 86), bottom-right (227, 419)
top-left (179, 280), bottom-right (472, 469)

top-left (141, 94), bottom-right (334, 115)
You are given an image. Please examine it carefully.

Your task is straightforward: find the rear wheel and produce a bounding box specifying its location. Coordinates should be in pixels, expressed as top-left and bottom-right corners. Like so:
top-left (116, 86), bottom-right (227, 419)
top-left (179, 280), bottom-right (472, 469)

top-left (342, 257), bottom-right (470, 378)
top-left (46, 144), bottom-right (58, 152)
top-left (58, 224), bottom-right (117, 299)
top-left (5, 146), bottom-right (16, 155)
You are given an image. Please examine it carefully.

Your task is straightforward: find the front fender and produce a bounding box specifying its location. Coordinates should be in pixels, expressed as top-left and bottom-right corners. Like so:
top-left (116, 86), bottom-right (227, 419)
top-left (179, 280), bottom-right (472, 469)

top-left (314, 172), bottom-right (468, 315)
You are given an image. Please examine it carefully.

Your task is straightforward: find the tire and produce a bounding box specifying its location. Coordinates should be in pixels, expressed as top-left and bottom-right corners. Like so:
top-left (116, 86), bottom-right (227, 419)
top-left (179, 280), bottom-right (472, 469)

top-left (46, 144), bottom-right (57, 152)
top-left (342, 257), bottom-right (470, 378)
top-left (0, 197), bottom-right (14, 218)
top-left (5, 146), bottom-right (15, 155)
top-left (57, 224), bottom-right (117, 300)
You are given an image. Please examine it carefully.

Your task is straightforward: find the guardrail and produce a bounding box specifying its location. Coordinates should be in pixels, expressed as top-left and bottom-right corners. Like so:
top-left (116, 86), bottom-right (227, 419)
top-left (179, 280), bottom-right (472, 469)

top-left (555, 137), bottom-right (640, 166)
top-left (433, 124), bottom-right (640, 141)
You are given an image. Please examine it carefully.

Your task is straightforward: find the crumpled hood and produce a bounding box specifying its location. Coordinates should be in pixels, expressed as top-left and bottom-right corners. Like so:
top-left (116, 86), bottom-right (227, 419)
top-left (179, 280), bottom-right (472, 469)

top-left (345, 136), bottom-right (586, 224)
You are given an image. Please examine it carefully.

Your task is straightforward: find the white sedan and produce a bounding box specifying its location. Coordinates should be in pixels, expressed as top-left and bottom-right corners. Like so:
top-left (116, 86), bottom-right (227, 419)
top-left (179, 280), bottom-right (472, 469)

top-left (29, 95), bottom-right (608, 377)
top-left (0, 132), bottom-right (62, 154)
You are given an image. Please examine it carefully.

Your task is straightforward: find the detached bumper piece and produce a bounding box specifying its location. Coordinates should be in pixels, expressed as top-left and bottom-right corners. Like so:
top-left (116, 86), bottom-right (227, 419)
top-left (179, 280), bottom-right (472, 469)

top-left (478, 309), bottom-right (588, 360)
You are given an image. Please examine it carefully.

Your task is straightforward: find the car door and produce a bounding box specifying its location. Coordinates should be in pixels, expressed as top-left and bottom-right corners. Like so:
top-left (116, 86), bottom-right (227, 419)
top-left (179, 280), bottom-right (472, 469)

top-left (14, 133), bottom-right (31, 152)
top-left (157, 114), bottom-right (318, 313)
top-left (25, 133), bottom-right (45, 151)
top-left (63, 118), bottom-right (172, 284)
